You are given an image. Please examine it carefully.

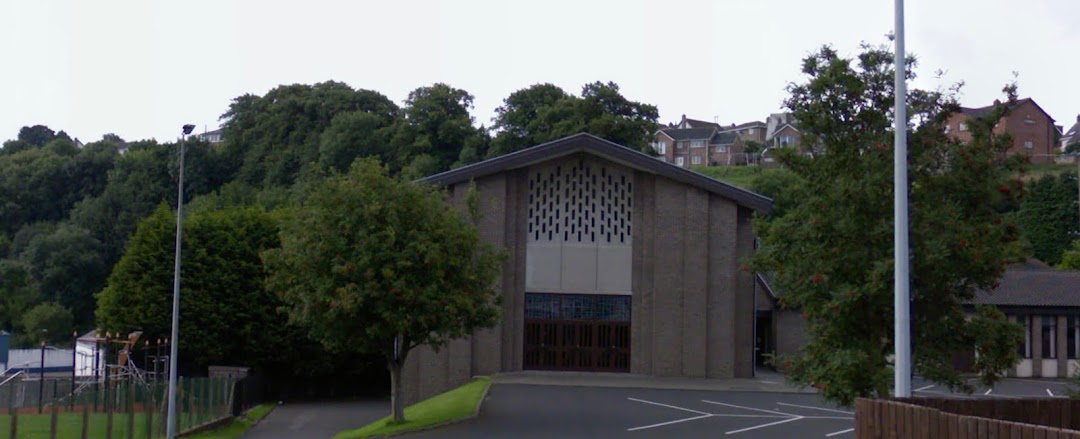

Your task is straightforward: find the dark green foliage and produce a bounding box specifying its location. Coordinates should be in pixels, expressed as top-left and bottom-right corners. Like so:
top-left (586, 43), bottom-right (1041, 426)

top-left (1017, 172), bottom-right (1079, 265)
top-left (389, 83), bottom-right (487, 176)
top-left (96, 204), bottom-right (292, 374)
top-left (20, 224), bottom-right (106, 324)
top-left (751, 43), bottom-right (1023, 405)
top-left (1060, 240), bottom-right (1080, 269)
top-left (18, 125), bottom-right (57, 147)
top-left (220, 81), bottom-right (399, 187)
top-left (21, 302), bottom-right (74, 345)
top-left (488, 82), bottom-right (658, 158)
top-left (0, 259), bottom-right (38, 334)
top-left (263, 159), bottom-right (503, 421)
top-left (1065, 143), bottom-right (1080, 154)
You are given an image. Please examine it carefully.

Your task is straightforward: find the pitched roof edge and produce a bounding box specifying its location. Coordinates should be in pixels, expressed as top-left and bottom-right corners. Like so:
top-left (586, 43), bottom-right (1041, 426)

top-left (422, 133), bottom-right (773, 213)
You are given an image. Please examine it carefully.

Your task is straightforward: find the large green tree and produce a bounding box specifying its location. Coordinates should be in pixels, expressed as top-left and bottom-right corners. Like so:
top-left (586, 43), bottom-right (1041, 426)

top-left (389, 83), bottom-right (488, 178)
top-left (750, 43), bottom-right (1023, 405)
top-left (488, 81), bottom-right (659, 158)
top-left (20, 223), bottom-right (106, 325)
top-left (1017, 172), bottom-right (1079, 265)
top-left (219, 82), bottom-right (399, 186)
top-left (96, 204), bottom-right (290, 374)
top-left (1060, 240), bottom-right (1080, 269)
top-left (263, 159), bottom-right (503, 422)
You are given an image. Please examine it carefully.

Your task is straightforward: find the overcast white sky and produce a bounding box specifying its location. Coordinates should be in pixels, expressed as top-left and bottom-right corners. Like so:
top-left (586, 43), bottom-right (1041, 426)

top-left (2, 0), bottom-right (1078, 143)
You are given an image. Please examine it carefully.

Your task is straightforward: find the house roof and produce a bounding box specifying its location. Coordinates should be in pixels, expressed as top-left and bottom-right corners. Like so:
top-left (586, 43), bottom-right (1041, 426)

top-left (734, 121), bottom-right (767, 129)
top-left (959, 98), bottom-right (1056, 122)
top-left (660, 127), bottom-right (717, 141)
top-left (711, 131), bottom-right (739, 145)
top-left (1062, 119), bottom-right (1080, 143)
top-left (970, 269), bottom-right (1080, 307)
top-left (423, 133), bottom-right (773, 212)
top-left (681, 116), bottom-right (722, 129)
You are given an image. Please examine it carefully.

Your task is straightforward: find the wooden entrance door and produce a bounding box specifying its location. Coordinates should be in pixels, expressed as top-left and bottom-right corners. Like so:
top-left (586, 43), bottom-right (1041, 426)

top-left (523, 294), bottom-right (630, 372)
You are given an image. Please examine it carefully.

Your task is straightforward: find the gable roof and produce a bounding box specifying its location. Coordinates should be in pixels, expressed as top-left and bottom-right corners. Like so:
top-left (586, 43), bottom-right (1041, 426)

top-left (424, 133), bottom-right (773, 212)
top-left (970, 269), bottom-right (1080, 307)
top-left (734, 121), bottom-right (767, 129)
top-left (679, 116), bottom-right (722, 129)
top-left (711, 130), bottom-right (739, 145)
top-left (660, 127), bottom-right (717, 141)
top-left (959, 98), bottom-right (1056, 122)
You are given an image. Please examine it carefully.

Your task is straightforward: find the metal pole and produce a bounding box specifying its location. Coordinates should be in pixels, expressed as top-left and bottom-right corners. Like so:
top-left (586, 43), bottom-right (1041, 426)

top-left (72, 331), bottom-right (77, 411)
top-left (893, 0), bottom-right (912, 398)
top-left (39, 338), bottom-right (46, 414)
top-left (166, 132), bottom-right (187, 438)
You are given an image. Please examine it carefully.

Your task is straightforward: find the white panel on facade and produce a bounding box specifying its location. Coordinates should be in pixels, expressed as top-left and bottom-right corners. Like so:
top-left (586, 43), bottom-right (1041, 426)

top-left (1016, 359), bottom-right (1033, 377)
top-left (525, 155), bottom-right (634, 294)
top-left (597, 246), bottom-right (633, 293)
top-left (1042, 359), bottom-right (1058, 378)
top-left (561, 245), bottom-right (599, 292)
top-left (526, 245), bottom-right (562, 291)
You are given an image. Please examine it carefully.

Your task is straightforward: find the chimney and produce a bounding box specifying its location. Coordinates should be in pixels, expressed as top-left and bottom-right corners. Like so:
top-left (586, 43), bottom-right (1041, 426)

top-left (993, 99), bottom-right (1001, 106)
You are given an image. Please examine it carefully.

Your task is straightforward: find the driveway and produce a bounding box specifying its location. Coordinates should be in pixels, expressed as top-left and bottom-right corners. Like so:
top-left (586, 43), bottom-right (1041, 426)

top-left (242, 399), bottom-right (388, 439)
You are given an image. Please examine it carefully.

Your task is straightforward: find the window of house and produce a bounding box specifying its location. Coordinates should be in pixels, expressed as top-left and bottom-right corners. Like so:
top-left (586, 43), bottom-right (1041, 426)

top-left (690, 140), bottom-right (704, 148)
top-left (944, 125), bottom-right (951, 134)
top-left (1043, 316), bottom-right (1057, 359)
top-left (716, 145), bottom-right (728, 153)
top-left (676, 157), bottom-right (685, 167)
top-left (1024, 116), bottom-right (1036, 125)
top-left (654, 141), bottom-right (667, 154)
top-left (678, 141), bottom-right (687, 149)
top-left (780, 135), bottom-right (795, 146)
top-left (691, 156), bottom-right (702, 165)
top-left (1069, 316), bottom-right (1079, 359)
top-left (959, 122), bottom-right (968, 132)
top-left (1024, 140), bottom-right (1034, 149)
top-left (1017, 315), bottom-right (1031, 358)
top-left (747, 128), bottom-right (755, 135)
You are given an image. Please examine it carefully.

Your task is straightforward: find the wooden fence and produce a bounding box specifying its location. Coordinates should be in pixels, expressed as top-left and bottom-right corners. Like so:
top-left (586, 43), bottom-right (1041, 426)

top-left (856, 398), bottom-right (1080, 438)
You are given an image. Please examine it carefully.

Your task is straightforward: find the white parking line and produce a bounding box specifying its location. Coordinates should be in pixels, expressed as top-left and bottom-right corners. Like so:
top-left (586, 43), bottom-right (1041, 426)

top-left (627, 397), bottom-right (711, 416)
top-left (914, 384), bottom-right (935, 392)
top-left (826, 427), bottom-right (855, 437)
top-left (701, 400), bottom-right (793, 417)
top-left (984, 388), bottom-right (993, 395)
top-left (775, 402), bottom-right (854, 415)
top-left (628, 414), bottom-right (714, 432)
top-left (1047, 389), bottom-right (1054, 397)
top-left (725, 416), bottom-right (803, 435)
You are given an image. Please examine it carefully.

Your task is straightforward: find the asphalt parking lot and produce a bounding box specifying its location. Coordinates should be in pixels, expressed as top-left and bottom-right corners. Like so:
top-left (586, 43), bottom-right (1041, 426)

top-left (412, 377), bottom-right (1076, 438)
top-left (413, 384), bottom-right (855, 438)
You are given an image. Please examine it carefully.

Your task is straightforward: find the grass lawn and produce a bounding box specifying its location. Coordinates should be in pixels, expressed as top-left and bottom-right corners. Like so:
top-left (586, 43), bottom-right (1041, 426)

top-left (185, 403), bottom-right (275, 439)
top-left (333, 377), bottom-right (491, 439)
top-left (690, 165), bottom-right (795, 190)
top-left (0, 412), bottom-right (154, 439)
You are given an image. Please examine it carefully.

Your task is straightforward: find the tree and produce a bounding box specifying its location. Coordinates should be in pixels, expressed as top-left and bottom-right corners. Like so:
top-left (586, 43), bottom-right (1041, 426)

top-left (390, 83), bottom-right (487, 177)
top-left (749, 43), bottom-right (1023, 405)
top-left (20, 223), bottom-right (107, 326)
top-left (21, 302), bottom-right (73, 345)
top-left (488, 82), bottom-right (659, 158)
top-left (1017, 172), bottom-right (1079, 265)
top-left (96, 204), bottom-right (292, 374)
top-left (17, 125), bottom-right (57, 147)
top-left (318, 111), bottom-right (394, 173)
top-left (0, 260), bottom-right (38, 335)
top-left (1060, 240), bottom-right (1080, 269)
top-left (263, 159), bottom-right (503, 422)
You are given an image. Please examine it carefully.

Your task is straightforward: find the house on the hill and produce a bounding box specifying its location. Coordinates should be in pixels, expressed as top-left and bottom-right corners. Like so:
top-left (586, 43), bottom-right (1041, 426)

top-left (404, 133), bottom-right (773, 403)
top-left (945, 98), bottom-right (1057, 164)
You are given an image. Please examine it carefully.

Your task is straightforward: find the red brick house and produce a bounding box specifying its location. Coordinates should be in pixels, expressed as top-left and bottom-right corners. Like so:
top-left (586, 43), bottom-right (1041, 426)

top-left (651, 126), bottom-right (746, 167)
top-left (945, 98), bottom-right (1057, 164)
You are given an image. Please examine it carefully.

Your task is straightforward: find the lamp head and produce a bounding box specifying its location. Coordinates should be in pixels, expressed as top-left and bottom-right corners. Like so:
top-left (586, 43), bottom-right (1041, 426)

top-left (182, 124), bottom-right (196, 135)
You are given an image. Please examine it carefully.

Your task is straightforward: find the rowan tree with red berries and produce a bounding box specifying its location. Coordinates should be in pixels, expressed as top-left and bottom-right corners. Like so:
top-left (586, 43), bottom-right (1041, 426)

top-left (750, 41), bottom-right (1024, 406)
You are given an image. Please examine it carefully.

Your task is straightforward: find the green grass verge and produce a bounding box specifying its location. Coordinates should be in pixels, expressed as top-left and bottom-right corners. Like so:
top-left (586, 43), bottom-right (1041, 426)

top-left (1019, 162), bottom-right (1076, 180)
top-left (333, 377), bottom-right (491, 439)
top-left (0, 412), bottom-right (154, 439)
top-left (184, 403), bottom-right (275, 439)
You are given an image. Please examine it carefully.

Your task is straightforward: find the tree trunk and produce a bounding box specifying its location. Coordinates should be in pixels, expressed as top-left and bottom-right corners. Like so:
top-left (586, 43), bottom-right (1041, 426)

top-left (389, 359), bottom-right (405, 423)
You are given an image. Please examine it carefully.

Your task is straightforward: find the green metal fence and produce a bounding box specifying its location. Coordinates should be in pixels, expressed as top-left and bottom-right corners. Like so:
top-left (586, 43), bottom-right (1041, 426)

top-left (0, 376), bottom-right (235, 439)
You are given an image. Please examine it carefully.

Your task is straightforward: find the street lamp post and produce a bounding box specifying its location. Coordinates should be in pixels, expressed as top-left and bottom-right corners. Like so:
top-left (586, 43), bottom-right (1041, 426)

top-left (166, 123), bottom-right (196, 439)
top-left (893, 0), bottom-right (912, 398)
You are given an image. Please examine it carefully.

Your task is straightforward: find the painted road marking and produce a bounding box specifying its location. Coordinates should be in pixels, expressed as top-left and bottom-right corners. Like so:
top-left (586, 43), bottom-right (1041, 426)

top-left (826, 427), bottom-right (855, 437)
top-left (725, 416), bottom-right (803, 435)
top-left (1047, 389), bottom-right (1054, 397)
top-left (775, 402), bottom-right (854, 415)
top-left (701, 400), bottom-right (793, 417)
top-left (914, 384), bottom-right (935, 392)
top-left (627, 414), bottom-right (714, 432)
top-left (984, 388), bottom-right (993, 395)
top-left (627, 397), bottom-right (711, 416)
